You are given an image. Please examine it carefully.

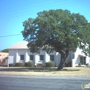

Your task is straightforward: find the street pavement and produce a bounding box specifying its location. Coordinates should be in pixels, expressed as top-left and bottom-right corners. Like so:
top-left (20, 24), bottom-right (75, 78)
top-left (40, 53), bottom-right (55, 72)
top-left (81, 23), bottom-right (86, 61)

top-left (0, 75), bottom-right (90, 90)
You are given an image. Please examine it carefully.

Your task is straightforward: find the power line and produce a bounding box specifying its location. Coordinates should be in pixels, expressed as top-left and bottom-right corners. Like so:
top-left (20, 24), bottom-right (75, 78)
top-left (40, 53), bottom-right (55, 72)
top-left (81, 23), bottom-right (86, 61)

top-left (0, 34), bottom-right (22, 38)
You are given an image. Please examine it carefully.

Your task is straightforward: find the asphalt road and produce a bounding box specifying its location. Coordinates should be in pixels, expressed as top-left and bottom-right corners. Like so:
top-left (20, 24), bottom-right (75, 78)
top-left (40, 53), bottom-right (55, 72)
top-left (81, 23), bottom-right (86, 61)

top-left (0, 75), bottom-right (90, 90)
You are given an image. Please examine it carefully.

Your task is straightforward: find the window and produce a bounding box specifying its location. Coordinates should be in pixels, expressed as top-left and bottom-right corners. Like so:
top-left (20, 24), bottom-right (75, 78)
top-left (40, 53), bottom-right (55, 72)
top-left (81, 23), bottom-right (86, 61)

top-left (50, 55), bottom-right (54, 61)
top-left (40, 55), bottom-right (44, 60)
top-left (30, 55), bottom-right (34, 60)
top-left (20, 55), bottom-right (24, 60)
top-left (80, 56), bottom-right (86, 65)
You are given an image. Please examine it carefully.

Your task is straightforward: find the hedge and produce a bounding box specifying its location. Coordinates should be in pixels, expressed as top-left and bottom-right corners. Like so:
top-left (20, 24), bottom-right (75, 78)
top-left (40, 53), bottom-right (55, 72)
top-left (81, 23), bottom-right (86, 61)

top-left (15, 62), bottom-right (24, 67)
top-left (45, 61), bottom-right (54, 67)
top-left (37, 63), bottom-right (44, 67)
top-left (65, 61), bottom-right (72, 67)
top-left (9, 63), bottom-right (14, 67)
top-left (25, 62), bottom-right (34, 67)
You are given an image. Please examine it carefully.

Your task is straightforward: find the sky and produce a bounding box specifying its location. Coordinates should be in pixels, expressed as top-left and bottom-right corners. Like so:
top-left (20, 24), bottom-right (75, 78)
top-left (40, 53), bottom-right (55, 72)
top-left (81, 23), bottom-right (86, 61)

top-left (0, 0), bottom-right (90, 51)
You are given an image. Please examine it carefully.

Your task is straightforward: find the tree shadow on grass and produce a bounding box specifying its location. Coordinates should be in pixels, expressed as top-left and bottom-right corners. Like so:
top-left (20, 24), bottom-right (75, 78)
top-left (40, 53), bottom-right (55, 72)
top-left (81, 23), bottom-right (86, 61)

top-left (62, 69), bottom-right (80, 71)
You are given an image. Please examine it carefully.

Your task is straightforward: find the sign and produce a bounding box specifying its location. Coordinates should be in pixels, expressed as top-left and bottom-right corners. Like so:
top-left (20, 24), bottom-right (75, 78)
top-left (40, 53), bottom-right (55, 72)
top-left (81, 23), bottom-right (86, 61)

top-left (81, 83), bottom-right (90, 90)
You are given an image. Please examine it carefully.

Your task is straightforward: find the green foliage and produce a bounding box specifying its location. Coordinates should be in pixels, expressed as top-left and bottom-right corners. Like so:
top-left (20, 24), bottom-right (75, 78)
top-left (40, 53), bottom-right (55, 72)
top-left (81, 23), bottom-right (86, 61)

top-left (1, 49), bottom-right (8, 53)
top-left (9, 63), bottom-right (14, 67)
top-left (22, 9), bottom-right (90, 55)
top-left (22, 9), bottom-right (90, 53)
top-left (65, 61), bottom-right (72, 67)
top-left (86, 63), bottom-right (89, 67)
top-left (45, 62), bottom-right (54, 67)
top-left (25, 62), bottom-right (34, 67)
top-left (37, 63), bottom-right (44, 67)
top-left (78, 63), bottom-right (82, 67)
top-left (22, 9), bottom-right (90, 70)
top-left (15, 63), bottom-right (24, 67)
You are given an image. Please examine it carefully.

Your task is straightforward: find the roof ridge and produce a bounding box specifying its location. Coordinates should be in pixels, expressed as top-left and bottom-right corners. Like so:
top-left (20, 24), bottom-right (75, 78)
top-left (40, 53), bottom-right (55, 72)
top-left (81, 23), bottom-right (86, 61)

top-left (8, 41), bottom-right (28, 49)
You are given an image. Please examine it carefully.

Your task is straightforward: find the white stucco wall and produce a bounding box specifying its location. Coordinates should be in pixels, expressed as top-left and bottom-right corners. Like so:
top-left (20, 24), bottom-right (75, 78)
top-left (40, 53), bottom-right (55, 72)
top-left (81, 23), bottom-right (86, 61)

top-left (72, 47), bottom-right (90, 67)
top-left (55, 52), bottom-right (61, 66)
top-left (44, 51), bottom-right (49, 62)
top-left (86, 56), bottom-right (90, 65)
top-left (8, 49), bottom-right (61, 66)
top-left (72, 48), bottom-right (83, 67)
top-left (8, 47), bottom-right (90, 67)
top-left (9, 50), bottom-right (17, 65)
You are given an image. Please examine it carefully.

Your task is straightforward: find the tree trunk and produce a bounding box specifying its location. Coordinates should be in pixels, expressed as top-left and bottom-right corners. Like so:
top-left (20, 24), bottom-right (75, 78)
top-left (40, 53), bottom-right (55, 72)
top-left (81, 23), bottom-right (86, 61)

top-left (57, 55), bottom-right (65, 70)
top-left (57, 50), bottom-right (69, 70)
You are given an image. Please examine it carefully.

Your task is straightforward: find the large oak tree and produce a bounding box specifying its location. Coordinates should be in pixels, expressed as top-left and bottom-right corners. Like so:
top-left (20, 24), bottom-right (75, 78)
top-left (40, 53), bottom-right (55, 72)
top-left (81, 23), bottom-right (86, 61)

top-left (22, 9), bottom-right (90, 70)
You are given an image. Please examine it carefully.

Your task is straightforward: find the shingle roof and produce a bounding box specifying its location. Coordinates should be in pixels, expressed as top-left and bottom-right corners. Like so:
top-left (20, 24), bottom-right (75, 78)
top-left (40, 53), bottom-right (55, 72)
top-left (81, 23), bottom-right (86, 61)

top-left (8, 42), bottom-right (28, 49)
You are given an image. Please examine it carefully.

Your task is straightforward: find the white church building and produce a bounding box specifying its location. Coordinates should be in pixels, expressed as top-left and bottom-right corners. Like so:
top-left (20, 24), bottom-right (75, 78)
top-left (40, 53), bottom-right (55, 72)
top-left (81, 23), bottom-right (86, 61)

top-left (8, 42), bottom-right (90, 67)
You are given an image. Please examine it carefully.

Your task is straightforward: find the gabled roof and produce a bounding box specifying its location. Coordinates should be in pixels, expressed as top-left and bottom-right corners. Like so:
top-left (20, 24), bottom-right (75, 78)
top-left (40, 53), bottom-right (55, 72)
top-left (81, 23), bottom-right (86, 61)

top-left (8, 42), bottom-right (28, 49)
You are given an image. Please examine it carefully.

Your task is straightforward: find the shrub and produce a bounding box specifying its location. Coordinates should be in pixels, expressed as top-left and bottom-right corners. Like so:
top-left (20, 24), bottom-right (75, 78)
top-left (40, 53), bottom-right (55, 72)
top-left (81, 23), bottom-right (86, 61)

top-left (25, 62), bottom-right (34, 67)
top-left (15, 62), bottom-right (24, 67)
top-left (65, 61), bottom-right (72, 67)
top-left (37, 63), bottom-right (44, 67)
top-left (86, 63), bottom-right (89, 67)
top-left (78, 63), bottom-right (82, 67)
top-left (45, 61), bottom-right (54, 67)
top-left (9, 63), bottom-right (14, 67)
